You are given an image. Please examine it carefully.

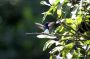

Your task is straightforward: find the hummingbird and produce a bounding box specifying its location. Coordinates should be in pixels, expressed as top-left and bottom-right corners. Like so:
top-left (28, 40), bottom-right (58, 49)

top-left (26, 19), bottom-right (73, 40)
top-left (35, 22), bottom-right (57, 39)
top-left (35, 19), bottom-right (63, 32)
top-left (35, 20), bottom-right (62, 39)
top-left (35, 19), bottom-right (65, 39)
top-left (26, 20), bottom-right (62, 39)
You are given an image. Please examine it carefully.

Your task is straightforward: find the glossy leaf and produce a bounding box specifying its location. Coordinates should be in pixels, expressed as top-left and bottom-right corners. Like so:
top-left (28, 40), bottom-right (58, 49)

top-left (76, 15), bottom-right (82, 25)
top-left (65, 43), bottom-right (74, 49)
top-left (43, 40), bottom-right (56, 51)
top-left (49, 46), bottom-right (64, 54)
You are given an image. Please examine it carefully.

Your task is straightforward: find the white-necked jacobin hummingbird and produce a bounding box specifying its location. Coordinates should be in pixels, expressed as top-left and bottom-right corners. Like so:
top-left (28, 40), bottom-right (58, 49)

top-left (35, 22), bottom-right (57, 39)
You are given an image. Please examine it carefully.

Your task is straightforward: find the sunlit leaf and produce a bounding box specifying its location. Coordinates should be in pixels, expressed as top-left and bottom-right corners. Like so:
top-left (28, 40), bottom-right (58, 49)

top-left (50, 55), bottom-right (56, 59)
top-left (71, 24), bottom-right (76, 30)
top-left (49, 55), bottom-right (53, 59)
top-left (55, 25), bottom-right (64, 33)
top-left (59, 26), bottom-right (64, 32)
top-left (65, 43), bottom-right (74, 49)
top-left (76, 15), bottom-right (82, 25)
top-left (62, 49), bottom-right (70, 58)
top-left (49, 46), bottom-right (64, 54)
top-left (73, 50), bottom-right (80, 58)
top-left (82, 45), bottom-right (87, 50)
top-left (84, 40), bottom-right (90, 45)
top-left (40, 1), bottom-right (50, 6)
top-left (66, 52), bottom-right (73, 59)
top-left (71, 6), bottom-right (78, 19)
top-left (66, 18), bottom-right (74, 24)
top-left (88, 50), bottom-right (90, 55)
top-left (56, 54), bottom-right (63, 59)
top-left (64, 0), bottom-right (69, 3)
top-left (60, 0), bottom-right (64, 4)
top-left (49, 0), bottom-right (56, 5)
top-left (57, 4), bottom-right (62, 18)
top-left (84, 31), bottom-right (90, 35)
top-left (43, 40), bottom-right (56, 51)
top-left (84, 31), bottom-right (90, 40)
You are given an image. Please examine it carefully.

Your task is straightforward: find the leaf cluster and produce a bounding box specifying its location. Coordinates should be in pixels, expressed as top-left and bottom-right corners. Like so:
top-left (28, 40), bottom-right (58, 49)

top-left (39, 0), bottom-right (90, 59)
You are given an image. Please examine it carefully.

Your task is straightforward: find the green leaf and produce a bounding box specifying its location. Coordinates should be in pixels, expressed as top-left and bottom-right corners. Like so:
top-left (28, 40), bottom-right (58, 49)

top-left (73, 50), bottom-right (79, 58)
top-left (66, 52), bottom-right (73, 59)
top-left (59, 25), bottom-right (64, 32)
top-left (64, 0), bottom-right (69, 3)
top-left (49, 55), bottom-right (52, 59)
top-left (71, 23), bottom-right (76, 30)
top-left (84, 31), bottom-right (90, 40)
top-left (49, 55), bottom-right (56, 59)
top-left (57, 8), bottom-right (62, 18)
top-left (55, 25), bottom-right (64, 33)
top-left (43, 40), bottom-right (56, 51)
top-left (76, 15), bottom-right (82, 25)
top-left (84, 31), bottom-right (90, 35)
top-left (84, 40), bottom-right (90, 45)
top-left (66, 18), bottom-right (74, 24)
top-left (49, 46), bottom-right (64, 54)
top-left (65, 43), bottom-right (74, 49)
top-left (88, 50), bottom-right (90, 55)
top-left (62, 48), bottom-right (70, 58)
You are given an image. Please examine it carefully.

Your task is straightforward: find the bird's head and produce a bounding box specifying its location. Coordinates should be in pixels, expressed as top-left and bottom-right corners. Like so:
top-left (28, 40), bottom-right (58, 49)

top-left (44, 22), bottom-right (49, 29)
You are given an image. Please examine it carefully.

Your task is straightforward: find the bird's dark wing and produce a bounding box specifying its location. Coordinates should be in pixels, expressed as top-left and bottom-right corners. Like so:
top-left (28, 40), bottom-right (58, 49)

top-left (48, 22), bottom-right (55, 27)
top-left (35, 23), bottom-right (44, 30)
top-left (48, 22), bottom-right (55, 29)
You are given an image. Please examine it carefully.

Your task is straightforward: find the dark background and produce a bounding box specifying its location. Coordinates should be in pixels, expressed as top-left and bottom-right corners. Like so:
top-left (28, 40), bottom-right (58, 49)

top-left (0, 0), bottom-right (50, 59)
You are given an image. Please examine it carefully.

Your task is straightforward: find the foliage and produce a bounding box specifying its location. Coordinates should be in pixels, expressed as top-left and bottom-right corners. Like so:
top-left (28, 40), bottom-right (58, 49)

top-left (39, 0), bottom-right (90, 59)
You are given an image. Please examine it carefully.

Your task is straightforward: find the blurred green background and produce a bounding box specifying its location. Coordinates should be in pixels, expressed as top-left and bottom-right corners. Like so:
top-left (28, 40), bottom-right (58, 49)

top-left (0, 0), bottom-right (50, 59)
